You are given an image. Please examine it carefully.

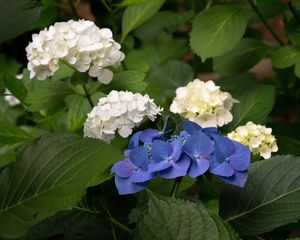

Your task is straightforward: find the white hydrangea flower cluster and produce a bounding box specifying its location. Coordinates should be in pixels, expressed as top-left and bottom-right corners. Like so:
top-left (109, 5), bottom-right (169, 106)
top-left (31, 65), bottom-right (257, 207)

top-left (84, 90), bottom-right (163, 142)
top-left (4, 74), bottom-right (22, 106)
top-left (228, 121), bottom-right (278, 159)
top-left (26, 19), bottom-right (124, 83)
top-left (170, 79), bottom-right (238, 128)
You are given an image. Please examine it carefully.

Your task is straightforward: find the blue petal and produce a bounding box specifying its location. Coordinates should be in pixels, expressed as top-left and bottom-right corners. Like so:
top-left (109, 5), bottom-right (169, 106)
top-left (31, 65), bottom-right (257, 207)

top-left (209, 161), bottom-right (234, 177)
top-left (203, 127), bottom-right (219, 136)
top-left (219, 171), bottom-right (248, 187)
top-left (228, 141), bottom-right (251, 171)
top-left (130, 169), bottom-right (155, 183)
top-left (129, 146), bottom-right (149, 167)
top-left (170, 138), bottom-right (182, 162)
top-left (187, 158), bottom-right (210, 178)
top-left (148, 160), bottom-right (171, 172)
top-left (115, 176), bottom-right (147, 195)
top-left (183, 131), bottom-right (213, 159)
top-left (139, 129), bottom-right (161, 143)
top-left (213, 135), bottom-right (235, 161)
top-left (128, 131), bottom-right (142, 149)
top-left (152, 140), bottom-right (173, 162)
top-left (183, 120), bottom-right (202, 135)
top-left (111, 159), bottom-right (135, 178)
top-left (160, 154), bottom-right (191, 179)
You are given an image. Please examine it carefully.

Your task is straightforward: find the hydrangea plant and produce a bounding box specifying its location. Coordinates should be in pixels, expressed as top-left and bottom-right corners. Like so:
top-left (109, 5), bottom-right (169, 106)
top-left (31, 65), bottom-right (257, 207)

top-left (0, 0), bottom-right (299, 240)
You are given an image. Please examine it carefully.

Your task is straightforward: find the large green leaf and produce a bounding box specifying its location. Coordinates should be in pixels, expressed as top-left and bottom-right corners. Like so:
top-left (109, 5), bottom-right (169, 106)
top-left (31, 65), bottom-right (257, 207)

top-left (0, 0), bottom-right (40, 43)
top-left (220, 155), bottom-right (300, 235)
top-left (147, 60), bottom-right (193, 90)
top-left (136, 191), bottom-right (239, 240)
top-left (25, 80), bottom-right (73, 111)
top-left (213, 38), bottom-right (269, 75)
top-left (121, 0), bottom-right (165, 41)
top-left (0, 133), bottom-right (122, 238)
top-left (227, 85), bottom-right (275, 131)
top-left (190, 5), bottom-right (253, 61)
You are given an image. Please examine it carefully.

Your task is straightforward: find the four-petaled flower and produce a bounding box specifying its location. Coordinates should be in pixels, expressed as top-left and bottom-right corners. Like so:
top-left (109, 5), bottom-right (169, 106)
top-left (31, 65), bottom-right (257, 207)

top-left (209, 135), bottom-right (250, 187)
top-left (148, 139), bottom-right (190, 179)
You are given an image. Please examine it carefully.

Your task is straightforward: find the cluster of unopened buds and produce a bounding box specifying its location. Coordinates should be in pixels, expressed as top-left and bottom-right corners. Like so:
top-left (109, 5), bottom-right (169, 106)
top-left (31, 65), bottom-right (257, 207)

top-left (112, 120), bottom-right (251, 195)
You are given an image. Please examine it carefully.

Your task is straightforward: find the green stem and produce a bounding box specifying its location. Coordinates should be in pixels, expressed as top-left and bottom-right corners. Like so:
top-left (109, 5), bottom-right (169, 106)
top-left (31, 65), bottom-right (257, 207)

top-left (247, 0), bottom-right (284, 46)
top-left (106, 216), bottom-right (133, 234)
top-left (170, 177), bottom-right (182, 198)
top-left (100, 0), bottom-right (112, 12)
top-left (68, 0), bottom-right (79, 19)
top-left (82, 84), bottom-right (94, 108)
top-left (289, 1), bottom-right (300, 25)
top-left (205, 0), bottom-right (213, 10)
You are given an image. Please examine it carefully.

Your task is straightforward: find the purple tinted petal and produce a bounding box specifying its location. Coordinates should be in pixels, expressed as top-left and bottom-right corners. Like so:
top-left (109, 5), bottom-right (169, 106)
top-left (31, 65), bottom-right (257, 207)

top-left (152, 140), bottom-right (172, 162)
top-left (183, 120), bottom-right (202, 135)
top-left (228, 141), bottom-right (251, 171)
top-left (160, 154), bottom-right (191, 179)
top-left (213, 135), bottom-right (235, 160)
top-left (219, 171), bottom-right (248, 187)
top-left (128, 131), bottom-right (142, 149)
top-left (139, 129), bottom-right (161, 143)
top-left (209, 161), bottom-right (234, 177)
top-left (114, 176), bottom-right (147, 195)
top-left (130, 146), bottom-right (149, 167)
top-left (148, 160), bottom-right (171, 172)
top-left (170, 139), bottom-right (182, 161)
top-left (130, 169), bottom-right (155, 183)
top-left (187, 158), bottom-right (210, 178)
top-left (184, 131), bottom-right (213, 159)
top-left (111, 159), bottom-right (135, 178)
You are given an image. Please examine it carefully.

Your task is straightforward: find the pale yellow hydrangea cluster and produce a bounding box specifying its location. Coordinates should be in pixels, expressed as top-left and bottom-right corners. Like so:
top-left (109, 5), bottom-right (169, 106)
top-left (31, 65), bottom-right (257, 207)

top-left (228, 121), bottom-right (278, 159)
top-left (170, 79), bottom-right (238, 128)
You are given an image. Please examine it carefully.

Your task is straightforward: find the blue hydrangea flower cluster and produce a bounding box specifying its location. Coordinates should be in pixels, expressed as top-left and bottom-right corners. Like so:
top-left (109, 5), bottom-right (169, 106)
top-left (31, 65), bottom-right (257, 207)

top-left (111, 120), bottom-right (251, 195)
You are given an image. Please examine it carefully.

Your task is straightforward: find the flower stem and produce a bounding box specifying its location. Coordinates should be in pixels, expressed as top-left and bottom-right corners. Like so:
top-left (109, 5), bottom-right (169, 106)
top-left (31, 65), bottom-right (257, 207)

top-left (289, 1), bottom-right (300, 25)
top-left (106, 216), bottom-right (133, 234)
top-left (205, 0), bottom-right (213, 10)
top-left (170, 177), bottom-right (182, 198)
top-left (82, 84), bottom-right (94, 108)
top-left (247, 0), bottom-right (284, 46)
top-left (68, 0), bottom-right (79, 19)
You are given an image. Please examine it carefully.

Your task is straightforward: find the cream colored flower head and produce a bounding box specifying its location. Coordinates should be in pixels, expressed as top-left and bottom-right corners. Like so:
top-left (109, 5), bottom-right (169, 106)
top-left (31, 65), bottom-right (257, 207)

top-left (170, 79), bottom-right (238, 128)
top-left (84, 90), bottom-right (163, 142)
top-left (26, 19), bottom-right (124, 83)
top-left (228, 121), bottom-right (278, 159)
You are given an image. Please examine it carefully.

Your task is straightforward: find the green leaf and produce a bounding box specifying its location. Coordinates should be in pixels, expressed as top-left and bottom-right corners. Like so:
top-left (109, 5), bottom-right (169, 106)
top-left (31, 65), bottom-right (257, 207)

top-left (137, 191), bottom-right (239, 240)
top-left (108, 71), bottom-right (147, 93)
top-left (135, 11), bottom-right (193, 42)
top-left (66, 95), bottom-right (91, 132)
top-left (0, 0), bottom-right (40, 43)
top-left (216, 73), bottom-right (257, 97)
top-left (115, 0), bottom-right (146, 6)
top-left (0, 145), bottom-right (16, 168)
top-left (190, 5), bottom-right (253, 61)
top-left (147, 60), bottom-right (193, 90)
top-left (25, 80), bottom-right (73, 111)
top-left (51, 62), bottom-right (75, 81)
top-left (213, 38), bottom-right (269, 75)
top-left (0, 133), bottom-right (122, 238)
top-left (220, 155), bottom-right (300, 235)
top-left (227, 85), bottom-right (275, 131)
top-left (0, 122), bottom-right (33, 146)
top-left (121, 0), bottom-right (165, 41)
top-left (3, 73), bottom-right (28, 103)
top-left (272, 45), bottom-right (300, 69)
